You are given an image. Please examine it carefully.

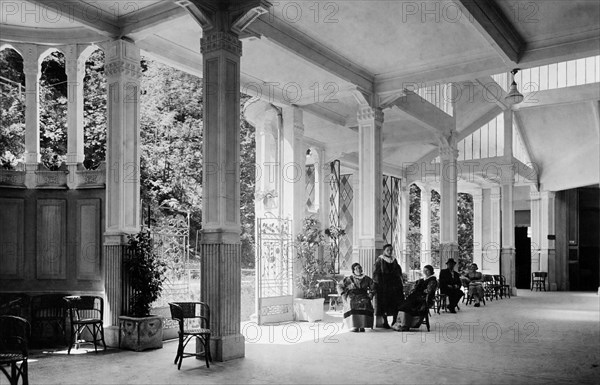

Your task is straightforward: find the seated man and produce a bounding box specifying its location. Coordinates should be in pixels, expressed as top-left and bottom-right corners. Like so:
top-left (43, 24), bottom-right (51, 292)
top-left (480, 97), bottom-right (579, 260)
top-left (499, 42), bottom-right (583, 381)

top-left (439, 258), bottom-right (464, 313)
top-left (392, 265), bottom-right (437, 331)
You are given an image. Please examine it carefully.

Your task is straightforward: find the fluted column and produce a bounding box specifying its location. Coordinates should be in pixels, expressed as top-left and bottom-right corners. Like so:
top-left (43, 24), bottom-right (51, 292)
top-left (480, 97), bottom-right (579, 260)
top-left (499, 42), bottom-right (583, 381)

top-left (439, 142), bottom-right (459, 268)
top-left (529, 190), bottom-right (542, 274)
top-left (540, 191), bottom-right (556, 290)
top-left (487, 187), bottom-right (502, 274)
top-left (199, 28), bottom-right (245, 361)
top-left (102, 39), bottom-right (142, 346)
top-left (472, 190), bottom-right (483, 269)
top-left (399, 183), bottom-right (410, 272)
top-left (65, 44), bottom-right (86, 188)
top-left (282, 106), bottom-right (306, 298)
top-left (351, 171), bottom-right (360, 264)
top-left (419, 186), bottom-right (431, 268)
top-left (501, 110), bottom-right (516, 294)
top-left (357, 106), bottom-right (384, 277)
top-left (22, 45), bottom-right (40, 188)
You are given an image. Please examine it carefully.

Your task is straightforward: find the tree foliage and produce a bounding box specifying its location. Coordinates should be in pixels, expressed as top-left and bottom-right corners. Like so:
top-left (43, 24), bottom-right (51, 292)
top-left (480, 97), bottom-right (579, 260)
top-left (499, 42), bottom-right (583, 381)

top-left (0, 48), bottom-right (25, 168)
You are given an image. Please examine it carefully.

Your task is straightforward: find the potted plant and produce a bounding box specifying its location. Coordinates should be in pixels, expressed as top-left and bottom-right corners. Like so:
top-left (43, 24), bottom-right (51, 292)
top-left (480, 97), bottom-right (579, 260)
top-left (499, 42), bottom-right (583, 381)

top-left (119, 230), bottom-right (168, 351)
top-left (293, 216), bottom-right (328, 322)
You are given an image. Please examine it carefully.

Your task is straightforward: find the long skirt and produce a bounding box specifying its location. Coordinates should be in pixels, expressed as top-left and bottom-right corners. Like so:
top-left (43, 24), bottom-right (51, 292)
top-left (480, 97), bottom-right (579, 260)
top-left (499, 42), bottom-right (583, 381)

top-left (392, 311), bottom-right (424, 331)
top-left (342, 293), bottom-right (374, 329)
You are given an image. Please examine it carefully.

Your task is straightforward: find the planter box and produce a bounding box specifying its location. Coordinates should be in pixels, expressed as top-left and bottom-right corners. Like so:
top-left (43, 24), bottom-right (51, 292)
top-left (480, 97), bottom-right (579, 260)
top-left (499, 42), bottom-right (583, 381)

top-left (293, 298), bottom-right (324, 322)
top-left (119, 315), bottom-right (164, 351)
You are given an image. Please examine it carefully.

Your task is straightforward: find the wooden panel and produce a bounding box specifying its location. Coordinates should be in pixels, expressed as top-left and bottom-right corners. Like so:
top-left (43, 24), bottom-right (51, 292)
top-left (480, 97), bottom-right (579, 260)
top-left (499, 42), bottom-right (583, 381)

top-left (36, 199), bottom-right (66, 279)
top-left (77, 199), bottom-right (101, 280)
top-left (0, 199), bottom-right (24, 279)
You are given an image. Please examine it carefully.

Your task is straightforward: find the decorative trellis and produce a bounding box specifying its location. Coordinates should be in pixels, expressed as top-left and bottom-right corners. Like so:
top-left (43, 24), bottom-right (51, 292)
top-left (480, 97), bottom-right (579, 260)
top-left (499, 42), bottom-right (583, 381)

top-left (305, 164), bottom-right (315, 211)
top-left (382, 175), bottom-right (401, 253)
top-left (339, 174), bottom-right (354, 272)
top-left (256, 217), bottom-right (294, 324)
top-left (329, 160), bottom-right (341, 274)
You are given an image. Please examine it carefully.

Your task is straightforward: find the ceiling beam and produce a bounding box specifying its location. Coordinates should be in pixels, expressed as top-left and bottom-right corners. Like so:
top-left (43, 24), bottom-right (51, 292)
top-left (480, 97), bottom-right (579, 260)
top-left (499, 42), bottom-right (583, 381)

top-left (513, 83), bottom-right (600, 111)
top-left (456, 0), bottom-right (525, 65)
top-left (0, 26), bottom-right (105, 44)
top-left (388, 90), bottom-right (455, 135)
top-left (120, 2), bottom-right (188, 37)
top-left (25, 0), bottom-right (120, 37)
top-left (475, 76), bottom-right (509, 111)
top-left (247, 15), bottom-right (374, 93)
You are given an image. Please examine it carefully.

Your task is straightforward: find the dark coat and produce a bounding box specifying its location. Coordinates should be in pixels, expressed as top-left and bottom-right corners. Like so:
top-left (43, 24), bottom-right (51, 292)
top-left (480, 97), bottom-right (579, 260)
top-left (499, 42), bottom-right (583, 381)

top-left (439, 268), bottom-right (462, 294)
top-left (397, 276), bottom-right (437, 315)
top-left (373, 257), bottom-right (404, 315)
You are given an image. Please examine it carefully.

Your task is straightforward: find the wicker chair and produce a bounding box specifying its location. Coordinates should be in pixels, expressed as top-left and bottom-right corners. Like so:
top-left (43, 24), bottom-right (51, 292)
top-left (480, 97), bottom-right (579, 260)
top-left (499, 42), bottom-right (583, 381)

top-left (169, 302), bottom-right (212, 369)
top-left (63, 296), bottom-right (106, 354)
top-left (0, 315), bottom-right (31, 385)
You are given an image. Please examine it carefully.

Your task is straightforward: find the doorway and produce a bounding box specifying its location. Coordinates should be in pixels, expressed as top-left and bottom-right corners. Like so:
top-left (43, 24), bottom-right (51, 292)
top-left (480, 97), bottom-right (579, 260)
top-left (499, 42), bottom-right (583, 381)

top-left (515, 227), bottom-right (531, 289)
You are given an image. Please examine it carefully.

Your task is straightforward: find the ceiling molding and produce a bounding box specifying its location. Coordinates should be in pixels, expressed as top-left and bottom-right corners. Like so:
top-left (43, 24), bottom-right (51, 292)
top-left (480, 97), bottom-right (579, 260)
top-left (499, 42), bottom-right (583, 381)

top-left (455, 0), bottom-right (525, 65)
top-left (120, 2), bottom-right (188, 37)
top-left (247, 15), bottom-right (374, 93)
top-left (0, 26), bottom-right (105, 45)
top-left (25, 0), bottom-right (120, 37)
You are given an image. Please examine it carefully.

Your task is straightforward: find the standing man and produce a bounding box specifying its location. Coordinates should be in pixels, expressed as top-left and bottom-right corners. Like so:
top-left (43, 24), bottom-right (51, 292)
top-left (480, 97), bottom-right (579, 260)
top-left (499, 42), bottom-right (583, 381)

top-left (439, 258), bottom-right (464, 313)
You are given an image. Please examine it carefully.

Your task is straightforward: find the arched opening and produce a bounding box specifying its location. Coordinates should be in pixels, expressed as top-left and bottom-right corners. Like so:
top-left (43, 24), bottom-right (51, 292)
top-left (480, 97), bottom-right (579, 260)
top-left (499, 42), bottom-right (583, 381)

top-left (0, 46), bottom-right (25, 169)
top-left (39, 49), bottom-right (67, 170)
top-left (82, 47), bottom-right (106, 170)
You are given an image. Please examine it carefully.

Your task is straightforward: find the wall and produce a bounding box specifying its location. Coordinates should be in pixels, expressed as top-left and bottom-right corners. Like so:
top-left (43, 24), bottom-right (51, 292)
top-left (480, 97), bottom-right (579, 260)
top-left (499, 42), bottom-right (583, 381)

top-left (0, 188), bottom-right (104, 294)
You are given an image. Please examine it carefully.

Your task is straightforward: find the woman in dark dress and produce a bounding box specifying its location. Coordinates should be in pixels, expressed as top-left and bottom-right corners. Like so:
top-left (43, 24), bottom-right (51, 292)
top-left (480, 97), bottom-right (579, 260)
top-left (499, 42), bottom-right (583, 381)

top-left (373, 244), bottom-right (404, 329)
top-left (392, 264), bottom-right (437, 331)
top-left (337, 263), bottom-right (375, 332)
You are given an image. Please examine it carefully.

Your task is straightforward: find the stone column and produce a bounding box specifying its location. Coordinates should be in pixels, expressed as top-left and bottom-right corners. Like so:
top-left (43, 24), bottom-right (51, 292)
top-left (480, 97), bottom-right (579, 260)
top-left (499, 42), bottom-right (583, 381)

top-left (65, 44), bottom-right (85, 188)
top-left (399, 182), bottom-right (410, 273)
top-left (357, 106), bottom-right (384, 277)
top-left (254, 105), bottom-right (279, 219)
top-left (472, 190), bottom-right (483, 269)
top-left (199, 29), bottom-right (245, 361)
top-left (529, 190), bottom-right (541, 274)
top-left (487, 187), bottom-right (502, 274)
top-left (351, 171), bottom-right (360, 264)
top-left (103, 39), bottom-right (142, 345)
top-left (419, 186), bottom-right (431, 268)
top-left (501, 110), bottom-right (516, 294)
top-left (22, 44), bottom-right (40, 188)
top-left (439, 143), bottom-right (459, 268)
top-left (282, 106), bottom-right (306, 298)
top-left (540, 191), bottom-right (556, 290)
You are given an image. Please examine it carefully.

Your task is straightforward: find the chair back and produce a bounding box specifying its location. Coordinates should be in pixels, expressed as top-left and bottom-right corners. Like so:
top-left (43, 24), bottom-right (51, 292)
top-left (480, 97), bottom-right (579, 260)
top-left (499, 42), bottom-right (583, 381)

top-left (169, 302), bottom-right (210, 329)
top-left (0, 315), bottom-right (30, 356)
top-left (533, 272), bottom-right (548, 279)
top-left (63, 296), bottom-right (103, 322)
top-left (31, 294), bottom-right (68, 320)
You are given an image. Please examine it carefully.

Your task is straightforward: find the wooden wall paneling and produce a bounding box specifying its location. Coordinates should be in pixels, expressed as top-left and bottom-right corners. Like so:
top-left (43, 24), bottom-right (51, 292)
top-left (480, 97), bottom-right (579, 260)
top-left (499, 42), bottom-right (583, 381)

top-left (0, 199), bottom-right (24, 279)
top-left (77, 199), bottom-right (101, 280)
top-left (36, 199), bottom-right (67, 279)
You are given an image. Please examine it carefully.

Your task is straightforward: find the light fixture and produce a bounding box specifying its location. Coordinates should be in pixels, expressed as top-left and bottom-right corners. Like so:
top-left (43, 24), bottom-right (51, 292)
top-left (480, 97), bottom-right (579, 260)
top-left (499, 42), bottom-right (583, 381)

top-left (505, 68), bottom-right (524, 106)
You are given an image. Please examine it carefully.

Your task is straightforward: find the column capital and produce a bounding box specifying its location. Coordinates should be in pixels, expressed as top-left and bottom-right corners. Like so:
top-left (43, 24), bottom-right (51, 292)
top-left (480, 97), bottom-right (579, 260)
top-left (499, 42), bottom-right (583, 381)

top-left (357, 106), bottom-right (384, 125)
top-left (201, 31), bottom-right (242, 56)
top-left (105, 40), bottom-right (141, 80)
top-left (472, 192), bottom-right (483, 202)
top-left (529, 191), bottom-right (541, 200)
top-left (21, 45), bottom-right (39, 76)
top-left (439, 144), bottom-right (458, 160)
top-left (540, 191), bottom-right (556, 200)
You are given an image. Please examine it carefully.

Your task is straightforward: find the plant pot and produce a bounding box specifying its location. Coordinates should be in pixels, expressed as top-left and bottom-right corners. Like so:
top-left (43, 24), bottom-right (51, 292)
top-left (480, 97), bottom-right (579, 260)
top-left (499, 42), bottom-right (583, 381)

top-left (293, 298), bottom-right (324, 322)
top-left (119, 315), bottom-right (164, 351)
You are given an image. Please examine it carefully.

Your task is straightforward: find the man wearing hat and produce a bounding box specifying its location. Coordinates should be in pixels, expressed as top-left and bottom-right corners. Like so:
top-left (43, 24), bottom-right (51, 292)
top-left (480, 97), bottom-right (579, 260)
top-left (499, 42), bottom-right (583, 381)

top-left (439, 258), bottom-right (464, 313)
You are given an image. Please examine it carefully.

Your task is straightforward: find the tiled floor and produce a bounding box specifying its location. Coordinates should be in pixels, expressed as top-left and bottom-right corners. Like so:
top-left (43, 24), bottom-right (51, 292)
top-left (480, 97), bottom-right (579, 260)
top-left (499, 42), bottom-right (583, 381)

top-left (26, 291), bottom-right (599, 384)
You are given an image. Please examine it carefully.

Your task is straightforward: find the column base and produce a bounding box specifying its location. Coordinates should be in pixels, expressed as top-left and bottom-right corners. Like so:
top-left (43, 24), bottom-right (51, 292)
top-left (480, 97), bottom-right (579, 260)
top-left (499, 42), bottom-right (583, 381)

top-left (198, 334), bottom-right (245, 362)
top-left (103, 325), bottom-right (120, 348)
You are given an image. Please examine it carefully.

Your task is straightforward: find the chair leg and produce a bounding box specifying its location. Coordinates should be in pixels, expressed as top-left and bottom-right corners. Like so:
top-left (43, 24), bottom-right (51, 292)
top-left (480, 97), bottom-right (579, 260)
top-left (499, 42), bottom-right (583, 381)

top-left (22, 359), bottom-right (28, 385)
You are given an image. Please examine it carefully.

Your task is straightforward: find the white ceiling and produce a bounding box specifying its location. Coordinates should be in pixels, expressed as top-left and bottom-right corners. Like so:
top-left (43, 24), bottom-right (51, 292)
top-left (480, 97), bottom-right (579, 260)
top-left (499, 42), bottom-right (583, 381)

top-left (0, 0), bottom-right (598, 191)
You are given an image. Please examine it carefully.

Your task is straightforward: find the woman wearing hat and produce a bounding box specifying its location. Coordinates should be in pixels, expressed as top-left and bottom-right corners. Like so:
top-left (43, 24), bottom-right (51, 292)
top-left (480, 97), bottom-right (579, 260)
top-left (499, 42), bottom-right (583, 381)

top-left (439, 258), bottom-right (464, 313)
top-left (337, 263), bottom-right (375, 332)
top-left (463, 263), bottom-right (484, 307)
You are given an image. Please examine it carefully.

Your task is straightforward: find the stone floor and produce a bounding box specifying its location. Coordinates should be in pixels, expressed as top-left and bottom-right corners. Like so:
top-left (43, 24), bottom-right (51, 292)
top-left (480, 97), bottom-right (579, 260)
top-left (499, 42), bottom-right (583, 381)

top-left (26, 291), bottom-right (599, 384)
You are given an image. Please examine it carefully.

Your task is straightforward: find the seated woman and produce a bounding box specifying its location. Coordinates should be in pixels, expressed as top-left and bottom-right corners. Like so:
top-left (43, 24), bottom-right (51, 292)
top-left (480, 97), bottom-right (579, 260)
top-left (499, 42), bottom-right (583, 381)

top-left (463, 263), bottom-right (484, 307)
top-left (392, 265), bottom-right (437, 332)
top-left (337, 263), bottom-right (375, 332)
